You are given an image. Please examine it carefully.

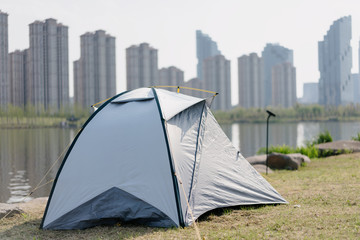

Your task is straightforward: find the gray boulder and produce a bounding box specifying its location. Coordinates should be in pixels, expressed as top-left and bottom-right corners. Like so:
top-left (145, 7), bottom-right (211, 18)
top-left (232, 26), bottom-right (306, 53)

top-left (315, 140), bottom-right (360, 156)
top-left (286, 153), bottom-right (311, 164)
top-left (247, 153), bottom-right (311, 171)
top-left (268, 153), bottom-right (302, 170)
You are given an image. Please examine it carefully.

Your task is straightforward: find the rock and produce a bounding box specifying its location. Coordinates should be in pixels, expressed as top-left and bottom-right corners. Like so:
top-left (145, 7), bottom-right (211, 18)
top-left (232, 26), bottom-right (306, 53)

top-left (286, 153), bottom-right (311, 164)
top-left (267, 153), bottom-right (301, 170)
top-left (252, 164), bottom-right (273, 174)
top-left (0, 203), bottom-right (24, 218)
top-left (294, 205), bottom-right (301, 208)
top-left (315, 140), bottom-right (360, 156)
top-left (247, 153), bottom-right (310, 171)
top-left (246, 154), bottom-right (267, 165)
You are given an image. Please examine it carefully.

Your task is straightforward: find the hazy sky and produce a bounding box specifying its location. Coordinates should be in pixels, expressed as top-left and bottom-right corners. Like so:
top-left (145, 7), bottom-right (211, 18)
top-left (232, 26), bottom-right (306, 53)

top-left (2, 0), bottom-right (360, 104)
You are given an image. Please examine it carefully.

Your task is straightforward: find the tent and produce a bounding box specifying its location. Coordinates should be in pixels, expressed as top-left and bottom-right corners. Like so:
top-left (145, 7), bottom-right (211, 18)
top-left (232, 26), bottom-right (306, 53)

top-left (40, 87), bottom-right (287, 230)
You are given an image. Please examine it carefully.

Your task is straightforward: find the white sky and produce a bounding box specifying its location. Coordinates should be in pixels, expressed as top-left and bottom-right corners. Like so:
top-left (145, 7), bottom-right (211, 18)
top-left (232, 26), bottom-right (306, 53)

top-left (2, 0), bottom-right (360, 105)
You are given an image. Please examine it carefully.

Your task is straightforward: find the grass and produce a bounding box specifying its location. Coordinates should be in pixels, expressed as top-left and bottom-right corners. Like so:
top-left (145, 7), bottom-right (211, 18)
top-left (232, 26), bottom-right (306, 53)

top-left (0, 117), bottom-right (87, 129)
top-left (1, 153), bottom-right (360, 239)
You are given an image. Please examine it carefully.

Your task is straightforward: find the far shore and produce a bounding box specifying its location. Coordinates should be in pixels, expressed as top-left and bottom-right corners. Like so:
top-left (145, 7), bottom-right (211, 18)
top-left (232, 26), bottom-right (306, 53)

top-left (1, 115), bottom-right (360, 129)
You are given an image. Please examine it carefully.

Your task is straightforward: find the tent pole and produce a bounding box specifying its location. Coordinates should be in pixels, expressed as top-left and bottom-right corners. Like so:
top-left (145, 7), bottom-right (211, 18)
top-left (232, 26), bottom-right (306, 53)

top-left (266, 110), bottom-right (276, 175)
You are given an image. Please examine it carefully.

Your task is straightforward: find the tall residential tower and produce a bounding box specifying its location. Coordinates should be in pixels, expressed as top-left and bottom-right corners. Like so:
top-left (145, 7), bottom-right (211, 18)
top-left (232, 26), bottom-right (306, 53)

top-left (28, 18), bottom-right (69, 111)
top-left (238, 53), bottom-right (264, 108)
top-left (126, 43), bottom-right (158, 90)
top-left (203, 55), bottom-right (231, 111)
top-left (159, 66), bottom-right (184, 86)
top-left (196, 30), bottom-right (221, 81)
top-left (0, 10), bottom-right (9, 108)
top-left (272, 62), bottom-right (296, 108)
top-left (318, 16), bottom-right (352, 106)
top-left (74, 30), bottom-right (116, 109)
top-left (262, 43), bottom-right (293, 106)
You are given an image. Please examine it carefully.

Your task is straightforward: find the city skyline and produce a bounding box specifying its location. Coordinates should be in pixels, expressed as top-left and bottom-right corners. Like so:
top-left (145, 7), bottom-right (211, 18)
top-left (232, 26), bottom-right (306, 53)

top-left (3, 0), bottom-right (360, 105)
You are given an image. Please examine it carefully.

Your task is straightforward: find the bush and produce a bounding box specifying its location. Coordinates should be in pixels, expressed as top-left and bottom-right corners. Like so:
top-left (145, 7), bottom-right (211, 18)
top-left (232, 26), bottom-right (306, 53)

top-left (351, 133), bottom-right (360, 141)
top-left (257, 144), bottom-right (318, 159)
top-left (257, 130), bottom-right (334, 159)
top-left (312, 130), bottom-right (333, 145)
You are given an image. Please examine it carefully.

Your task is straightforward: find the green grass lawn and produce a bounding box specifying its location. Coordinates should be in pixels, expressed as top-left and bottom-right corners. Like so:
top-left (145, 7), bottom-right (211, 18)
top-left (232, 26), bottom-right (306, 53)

top-left (1, 153), bottom-right (360, 239)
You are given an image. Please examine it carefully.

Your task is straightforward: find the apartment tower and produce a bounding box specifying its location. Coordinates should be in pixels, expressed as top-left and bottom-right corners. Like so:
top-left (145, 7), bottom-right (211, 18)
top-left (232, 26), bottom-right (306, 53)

top-left (74, 30), bottom-right (116, 109)
top-left (262, 43), bottom-right (293, 106)
top-left (196, 30), bottom-right (221, 81)
top-left (0, 10), bottom-right (9, 107)
top-left (318, 16), bottom-right (352, 106)
top-left (238, 53), bottom-right (264, 108)
top-left (28, 18), bottom-right (69, 111)
top-left (203, 55), bottom-right (231, 111)
top-left (126, 43), bottom-right (158, 90)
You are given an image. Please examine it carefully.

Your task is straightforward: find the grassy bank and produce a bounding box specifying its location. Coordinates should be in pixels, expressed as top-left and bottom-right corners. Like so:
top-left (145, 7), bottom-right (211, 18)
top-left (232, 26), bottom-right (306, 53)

top-left (1, 153), bottom-right (360, 239)
top-left (0, 117), bottom-right (87, 129)
top-left (214, 104), bottom-right (360, 124)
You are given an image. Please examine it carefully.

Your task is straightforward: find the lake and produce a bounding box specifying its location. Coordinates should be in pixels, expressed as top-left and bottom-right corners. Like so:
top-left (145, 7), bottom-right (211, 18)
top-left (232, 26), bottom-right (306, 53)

top-left (1, 121), bottom-right (360, 203)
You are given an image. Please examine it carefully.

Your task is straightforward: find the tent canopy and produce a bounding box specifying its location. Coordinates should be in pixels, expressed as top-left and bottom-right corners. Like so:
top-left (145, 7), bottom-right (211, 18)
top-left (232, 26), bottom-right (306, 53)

top-left (41, 87), bottom-right (286, 230)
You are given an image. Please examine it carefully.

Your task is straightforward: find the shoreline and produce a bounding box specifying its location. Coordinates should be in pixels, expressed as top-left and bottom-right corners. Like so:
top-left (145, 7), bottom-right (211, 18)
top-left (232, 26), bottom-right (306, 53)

top-left (1, 116), bottom-right (360, 129)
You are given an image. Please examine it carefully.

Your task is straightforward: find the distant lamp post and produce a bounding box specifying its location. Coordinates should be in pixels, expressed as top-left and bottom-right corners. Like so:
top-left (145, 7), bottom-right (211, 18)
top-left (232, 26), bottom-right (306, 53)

top-left (266, 110), bottom-right (276, 175)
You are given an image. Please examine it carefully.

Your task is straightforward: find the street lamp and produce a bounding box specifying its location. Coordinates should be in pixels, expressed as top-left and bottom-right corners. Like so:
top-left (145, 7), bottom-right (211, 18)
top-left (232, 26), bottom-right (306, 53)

top-left (266, 110), bottom-right (276, 175)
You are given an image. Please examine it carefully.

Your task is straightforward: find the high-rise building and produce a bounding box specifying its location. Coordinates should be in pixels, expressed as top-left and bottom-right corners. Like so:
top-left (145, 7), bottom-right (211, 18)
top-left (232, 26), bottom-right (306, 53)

top-left (301, 82), bottom-right (319, 104)
top-left (238, 53), bottom-right (264, 108)
top-left (182, 78), bottom-right (207, 99)
top-left (159, 66), bottom-right (184, 87)
top-left (74, 30), bottom-right (116, 109)
top-left (9, 50), bottom-right (28, 107)
top-left (0, 10), bottom-right (9, 108)
top-left (196, 30), bottom-right (221, 81)
top-left (272, 62), bottom-right (296, 108)
top-left (126, 43), bottom-right (158, 90)
top-left (203, 55), bottom-right (231, 111)
top-left (352, 74), bottom-right (360, 104)
top-left (28, 18), bottom-right (69, 111)
top-left (262, 43), bottom-right (293, 106)
top-left (73, 60), bottom-right (82, 107)
top-left (318, 16), bottom-right (352, 106)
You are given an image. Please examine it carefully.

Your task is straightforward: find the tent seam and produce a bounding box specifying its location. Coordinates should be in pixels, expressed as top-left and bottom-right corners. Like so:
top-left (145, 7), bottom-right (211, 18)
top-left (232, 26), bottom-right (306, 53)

top-left (184, 101), bottom-right (207, 221)
top-left (151, 88), bottom-right (185, 227)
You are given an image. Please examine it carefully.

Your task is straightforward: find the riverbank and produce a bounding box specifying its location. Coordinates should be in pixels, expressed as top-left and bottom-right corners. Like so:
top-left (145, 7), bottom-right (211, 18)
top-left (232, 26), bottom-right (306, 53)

top-left (214, 104), bottom-right (360, 124)
top-left (0, 117), bottom-right (87, 129)
top-left (1, 153), bottom-right (359, 239)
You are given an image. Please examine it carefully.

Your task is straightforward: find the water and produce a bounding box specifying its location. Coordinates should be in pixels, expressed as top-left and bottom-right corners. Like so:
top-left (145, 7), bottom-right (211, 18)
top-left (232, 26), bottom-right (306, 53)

top-left (1, 121), bottom-right (360, 203)
top-left (0, 128), bottom-right (76, 203)
top-left (222, 121), bottom-right (360, 158)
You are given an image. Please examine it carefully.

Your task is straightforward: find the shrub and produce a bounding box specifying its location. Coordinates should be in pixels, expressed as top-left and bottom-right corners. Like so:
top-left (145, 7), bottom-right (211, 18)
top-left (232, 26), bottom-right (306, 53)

top-left (312, 130), bottom-right (333, 145)
top-left (351, 133), bottom-right (360, 141)
top-left (257, 144), bottom-right (319, 159)
top-left (256, 130), bottom-right (334, 159)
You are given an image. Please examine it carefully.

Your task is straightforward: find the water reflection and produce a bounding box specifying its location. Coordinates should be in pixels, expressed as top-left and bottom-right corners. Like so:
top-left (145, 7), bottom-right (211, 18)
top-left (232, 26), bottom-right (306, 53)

top-left (8, 170), bottom-right (32, 203)
top-left (0, 128), bottom-right (75, 203)
top-left (221, 121), bottom-right (360, 158)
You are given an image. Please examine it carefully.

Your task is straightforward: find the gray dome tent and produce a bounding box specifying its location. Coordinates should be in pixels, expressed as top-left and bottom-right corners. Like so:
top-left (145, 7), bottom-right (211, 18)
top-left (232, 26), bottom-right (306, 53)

top-left (40, 87), bottom-right (286, 230)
